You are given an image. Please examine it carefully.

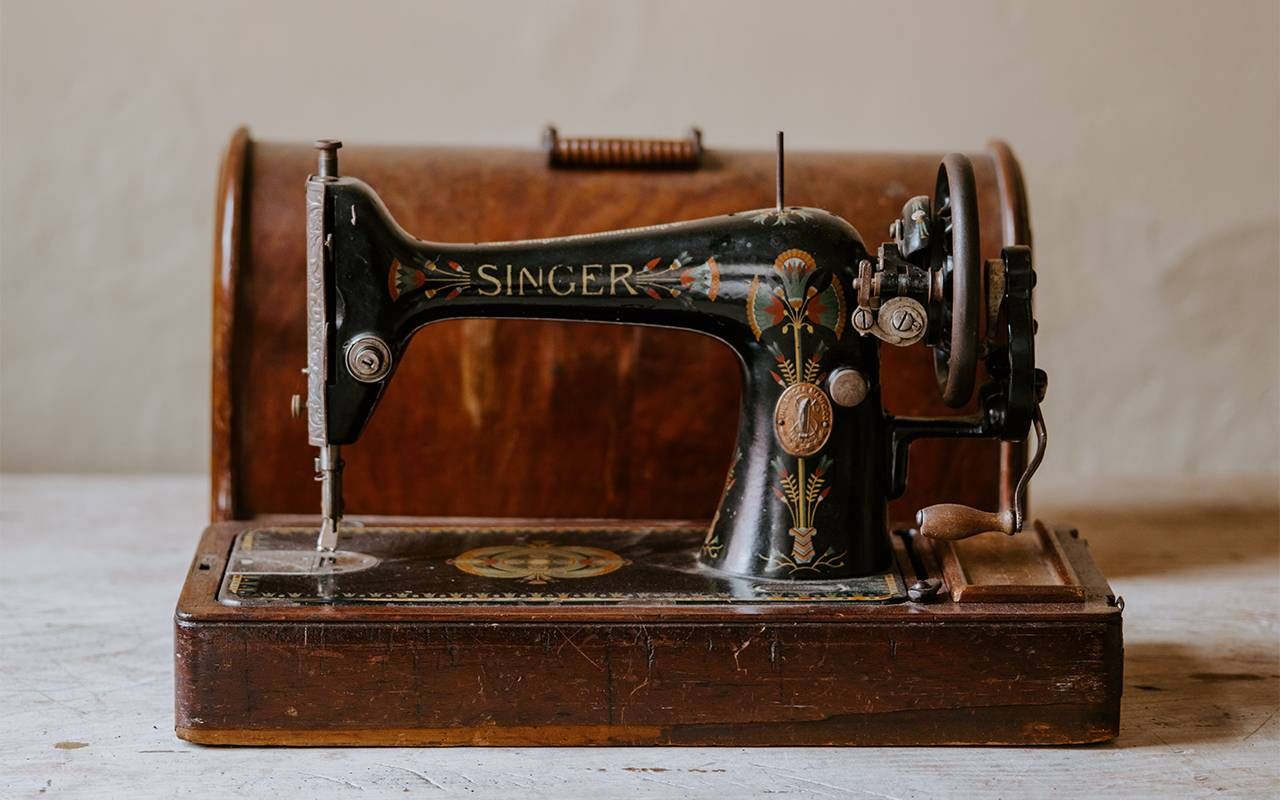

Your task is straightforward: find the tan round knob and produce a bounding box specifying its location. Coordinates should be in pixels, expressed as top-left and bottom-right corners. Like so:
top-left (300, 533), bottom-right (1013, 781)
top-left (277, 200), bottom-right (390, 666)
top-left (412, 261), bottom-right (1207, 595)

top-left (827, 368), bottom-right (869, 408)
top-left (290, 394), bottom-right (303, 419)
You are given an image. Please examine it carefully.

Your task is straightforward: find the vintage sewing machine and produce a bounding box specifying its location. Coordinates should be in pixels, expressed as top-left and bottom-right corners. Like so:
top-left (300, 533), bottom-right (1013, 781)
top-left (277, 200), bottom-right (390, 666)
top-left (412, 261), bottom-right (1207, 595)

top-left (175, 130), bottom-right (1122, 746)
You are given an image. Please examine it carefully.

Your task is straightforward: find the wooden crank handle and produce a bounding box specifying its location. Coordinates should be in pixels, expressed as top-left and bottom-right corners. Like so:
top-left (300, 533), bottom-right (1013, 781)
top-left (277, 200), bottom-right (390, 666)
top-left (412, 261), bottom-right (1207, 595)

top-left (917, 504), bottom-right (1014, 540)
top-left (915, 405), bottom-right (1046, 541)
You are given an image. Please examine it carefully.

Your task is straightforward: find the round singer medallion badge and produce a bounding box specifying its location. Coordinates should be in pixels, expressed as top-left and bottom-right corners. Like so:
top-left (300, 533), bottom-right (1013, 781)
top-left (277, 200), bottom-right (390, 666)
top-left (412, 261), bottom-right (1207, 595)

top-left (449, 541), bottom-right (628, 584)
top-left (773, 382), bottom-right (834, 456)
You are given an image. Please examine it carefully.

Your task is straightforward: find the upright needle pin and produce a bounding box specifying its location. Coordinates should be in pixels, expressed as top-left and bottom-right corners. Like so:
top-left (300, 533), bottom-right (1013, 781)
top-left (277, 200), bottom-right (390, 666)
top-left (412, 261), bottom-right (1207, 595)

top-left (775, 130), bottom-right (785, 211)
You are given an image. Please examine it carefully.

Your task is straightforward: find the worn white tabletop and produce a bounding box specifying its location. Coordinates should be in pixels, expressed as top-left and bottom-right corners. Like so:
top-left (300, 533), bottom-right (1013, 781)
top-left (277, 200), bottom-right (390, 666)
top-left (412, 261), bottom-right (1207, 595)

top-left (1, 474), bottom-right (1276, 799)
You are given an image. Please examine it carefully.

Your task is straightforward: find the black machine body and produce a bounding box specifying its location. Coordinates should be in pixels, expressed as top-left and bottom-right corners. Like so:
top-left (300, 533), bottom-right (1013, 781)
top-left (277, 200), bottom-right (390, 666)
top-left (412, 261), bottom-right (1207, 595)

top-left (304, 141), bottom-right (1046, 580)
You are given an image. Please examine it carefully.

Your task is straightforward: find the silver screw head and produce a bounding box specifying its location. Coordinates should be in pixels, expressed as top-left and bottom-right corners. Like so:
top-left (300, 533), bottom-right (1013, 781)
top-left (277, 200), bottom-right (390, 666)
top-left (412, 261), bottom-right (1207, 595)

top-left (344, 335), bottom-right (392, 382)
top-left (890, 306), bottom-right (922, 333)
top-left (876, 297), bottom-right (928, 346)
top-left (351, 347), bottom-right (383, 376)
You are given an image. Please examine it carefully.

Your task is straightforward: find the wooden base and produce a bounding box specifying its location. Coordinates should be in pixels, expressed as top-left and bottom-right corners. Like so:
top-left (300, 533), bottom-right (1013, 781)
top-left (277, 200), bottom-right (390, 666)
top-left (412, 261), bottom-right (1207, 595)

top-left (174, 518), bottom-right (1123, 746)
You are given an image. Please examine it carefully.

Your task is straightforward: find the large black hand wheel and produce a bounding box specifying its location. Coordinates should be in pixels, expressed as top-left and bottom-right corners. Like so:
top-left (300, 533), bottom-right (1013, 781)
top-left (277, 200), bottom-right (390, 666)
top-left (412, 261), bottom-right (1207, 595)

top-left (932, 154), bottom-right (981, 407)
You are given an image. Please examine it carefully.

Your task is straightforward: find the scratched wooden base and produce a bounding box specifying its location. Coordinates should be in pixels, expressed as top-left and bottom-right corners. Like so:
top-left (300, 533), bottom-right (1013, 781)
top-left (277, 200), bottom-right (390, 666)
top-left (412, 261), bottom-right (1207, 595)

top-left (174, 518), bottom-right (1123, 746)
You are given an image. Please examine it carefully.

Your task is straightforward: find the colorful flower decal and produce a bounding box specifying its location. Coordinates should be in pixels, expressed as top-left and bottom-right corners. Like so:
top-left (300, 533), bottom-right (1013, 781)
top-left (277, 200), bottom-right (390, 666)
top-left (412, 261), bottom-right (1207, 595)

top-left (389, 258), bottom-right (470, 301)
top-left (747, 249), bottom-right (846, 343)
top-left (634, 256), bottom-right (719, 301)
top-left (745, 249), bottom-right (849, 574)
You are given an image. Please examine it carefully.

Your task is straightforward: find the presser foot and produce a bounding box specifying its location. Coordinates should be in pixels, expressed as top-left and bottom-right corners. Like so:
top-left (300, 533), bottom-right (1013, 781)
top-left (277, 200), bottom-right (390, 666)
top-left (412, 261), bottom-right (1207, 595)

top-left (315, 517), bottom-right (339, 558)
top-left (313, 444), bottom-right (344, 557)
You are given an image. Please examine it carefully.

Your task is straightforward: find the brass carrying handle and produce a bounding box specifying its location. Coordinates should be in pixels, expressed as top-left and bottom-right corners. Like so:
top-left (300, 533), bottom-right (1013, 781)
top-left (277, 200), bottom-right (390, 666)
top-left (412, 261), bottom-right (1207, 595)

top-left (918, 403), bottom-right (1047, 540)
top-left (544, 126), bottom-right (703, 169)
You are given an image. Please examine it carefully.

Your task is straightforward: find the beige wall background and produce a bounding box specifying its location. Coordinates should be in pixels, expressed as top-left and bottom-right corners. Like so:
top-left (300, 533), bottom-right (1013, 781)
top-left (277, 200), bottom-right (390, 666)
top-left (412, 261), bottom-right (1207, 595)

top-left (1, 0), bottom-right (1277, 494)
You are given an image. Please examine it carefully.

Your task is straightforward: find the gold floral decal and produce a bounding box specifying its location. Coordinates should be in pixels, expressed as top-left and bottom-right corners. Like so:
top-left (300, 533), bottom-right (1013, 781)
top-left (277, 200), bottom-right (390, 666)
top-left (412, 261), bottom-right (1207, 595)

top-left (759, 454), bottom-right (846, 575)
top-left (750, 208), bottom-right (814, 227)
top-left (746, 250), bottom-right (848, 572)
top-left (758, 546), bottom-right (847, 576)
top-left (449, 541), bottom-right (628, 584)
top-left (702, 448), bottom-right (742, 559)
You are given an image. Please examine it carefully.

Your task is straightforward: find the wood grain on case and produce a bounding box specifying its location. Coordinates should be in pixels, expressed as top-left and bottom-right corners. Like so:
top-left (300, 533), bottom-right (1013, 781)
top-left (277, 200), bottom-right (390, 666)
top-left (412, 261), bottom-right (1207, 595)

top-left (942, 520), bottom-right (1088, 603)
top-left (174, 519), bottom-right (1121, 746)
top-left (210, 131), bottom-right (1028, 524)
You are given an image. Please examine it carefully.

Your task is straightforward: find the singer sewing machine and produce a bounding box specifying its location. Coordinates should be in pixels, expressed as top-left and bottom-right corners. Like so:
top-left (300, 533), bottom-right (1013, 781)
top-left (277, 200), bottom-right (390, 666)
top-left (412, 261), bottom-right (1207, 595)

top-left (175, 131), bottom-right (1123, 746)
